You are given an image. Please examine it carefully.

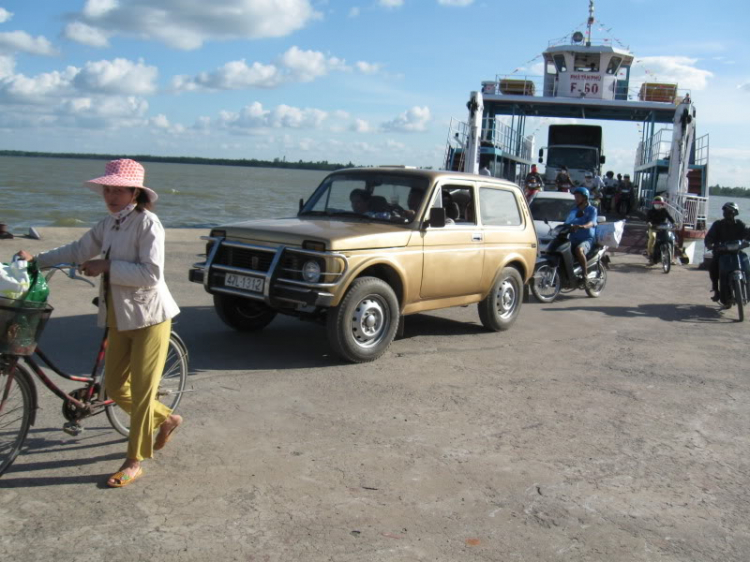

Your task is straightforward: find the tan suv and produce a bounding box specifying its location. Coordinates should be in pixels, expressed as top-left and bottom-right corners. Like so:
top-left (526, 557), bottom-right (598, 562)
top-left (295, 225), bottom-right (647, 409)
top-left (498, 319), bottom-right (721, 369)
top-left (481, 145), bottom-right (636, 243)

top-left (189, 167), bottom-right (537, 362)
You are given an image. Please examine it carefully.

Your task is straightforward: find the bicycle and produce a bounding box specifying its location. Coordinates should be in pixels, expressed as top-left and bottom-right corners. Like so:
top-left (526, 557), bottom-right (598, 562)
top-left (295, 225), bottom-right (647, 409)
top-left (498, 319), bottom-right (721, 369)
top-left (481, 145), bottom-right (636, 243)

top-left (0, 263), bottom-right (189, 477)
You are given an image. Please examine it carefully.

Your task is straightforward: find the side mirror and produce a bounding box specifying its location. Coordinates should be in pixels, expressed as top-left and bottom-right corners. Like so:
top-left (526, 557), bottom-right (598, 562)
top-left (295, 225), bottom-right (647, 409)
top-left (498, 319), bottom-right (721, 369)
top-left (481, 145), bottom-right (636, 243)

top-left (600, 155), bottom-right (606, 164)
top-left (298, 198), bottom-right (304, 212)
top-left (426, 207), bottom-right (446, 229)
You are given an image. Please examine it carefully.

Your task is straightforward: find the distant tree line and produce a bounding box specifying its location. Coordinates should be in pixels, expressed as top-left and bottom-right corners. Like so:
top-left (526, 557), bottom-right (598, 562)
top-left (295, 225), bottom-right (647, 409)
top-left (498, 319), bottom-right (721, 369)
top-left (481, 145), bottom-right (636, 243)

top-left (0, 150), bottom-right (356, 171)
top-left (709, 184), bottom-right (750, 198)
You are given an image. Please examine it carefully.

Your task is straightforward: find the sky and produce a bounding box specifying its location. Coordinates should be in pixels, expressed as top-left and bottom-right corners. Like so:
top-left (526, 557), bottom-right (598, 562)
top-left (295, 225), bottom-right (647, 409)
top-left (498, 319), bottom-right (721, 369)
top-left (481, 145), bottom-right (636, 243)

top-left (0, 0), bottom-right (748, 186)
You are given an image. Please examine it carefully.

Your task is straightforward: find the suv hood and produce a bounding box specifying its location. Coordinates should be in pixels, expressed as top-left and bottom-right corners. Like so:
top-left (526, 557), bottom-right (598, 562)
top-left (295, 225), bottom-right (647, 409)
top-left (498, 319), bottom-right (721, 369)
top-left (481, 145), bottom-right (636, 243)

top-left (221, 217), bottom-right (414, 251)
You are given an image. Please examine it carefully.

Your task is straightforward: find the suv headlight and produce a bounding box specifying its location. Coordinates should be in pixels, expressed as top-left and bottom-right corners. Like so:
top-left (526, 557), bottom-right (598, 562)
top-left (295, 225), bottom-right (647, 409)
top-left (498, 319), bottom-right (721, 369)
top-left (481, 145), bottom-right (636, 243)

top-left (302, 260), bottom-right (322, 283)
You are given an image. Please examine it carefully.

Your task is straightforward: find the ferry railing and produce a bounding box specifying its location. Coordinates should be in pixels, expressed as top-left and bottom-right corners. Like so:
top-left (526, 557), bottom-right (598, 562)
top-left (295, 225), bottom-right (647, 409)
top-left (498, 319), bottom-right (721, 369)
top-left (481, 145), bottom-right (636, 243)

top-left (481, 117), bottom-right (533, 161)
top-left (443, 117), bottom-right (468, 171)
top-left (694, 133), bottom-right (709, 166)
top-left (667, 192), bottom-right (708, 231)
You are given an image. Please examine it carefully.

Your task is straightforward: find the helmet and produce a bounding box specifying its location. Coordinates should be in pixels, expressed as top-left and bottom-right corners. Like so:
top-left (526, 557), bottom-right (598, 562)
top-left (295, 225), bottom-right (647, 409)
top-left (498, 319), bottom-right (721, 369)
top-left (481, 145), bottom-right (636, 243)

top-left (584, 171), bottom-right (593, 178)
top-left (572, 186), bottom-right (590, 199)
top-left (722, 202), bottom-right (740, 216)
top-left (653, 196), bottom-right (665, 203)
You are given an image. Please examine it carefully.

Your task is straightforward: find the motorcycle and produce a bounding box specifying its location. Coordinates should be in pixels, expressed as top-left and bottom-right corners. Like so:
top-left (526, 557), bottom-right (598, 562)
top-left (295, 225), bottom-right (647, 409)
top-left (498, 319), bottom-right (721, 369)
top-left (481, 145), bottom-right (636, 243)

top-left (557, 180), bottom-right (572, 193)
top-left (524, 177), bottom-right (543, 201)
top-left (617, 188), bottom-right (632, 216)
top-left (713, 239), bottom-right (750, 321)
top-left (651, 221), bottom-right (675, 274)
top-left (531, 223), bottom-right (608, 303)
top-left (602, 188), bottom-right (615, 213)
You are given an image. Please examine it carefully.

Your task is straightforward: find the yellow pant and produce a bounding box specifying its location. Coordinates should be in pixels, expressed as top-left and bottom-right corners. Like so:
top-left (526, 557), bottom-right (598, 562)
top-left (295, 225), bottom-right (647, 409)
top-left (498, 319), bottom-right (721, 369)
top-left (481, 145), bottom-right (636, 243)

top-left (647, 227), bottom-right (656, 259)
top-left (105, 318), bottom-right (172, 461)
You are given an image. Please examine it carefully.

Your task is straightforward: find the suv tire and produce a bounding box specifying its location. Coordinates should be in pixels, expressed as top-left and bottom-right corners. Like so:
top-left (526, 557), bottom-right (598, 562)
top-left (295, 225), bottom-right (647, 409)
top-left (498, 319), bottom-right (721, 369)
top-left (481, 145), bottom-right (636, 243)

top-left (326, 276), bottom-right (400, 363)
top-left (478, 267), bottom-right (523, 331)
top-left (214, 294), bottom-right (277, 332)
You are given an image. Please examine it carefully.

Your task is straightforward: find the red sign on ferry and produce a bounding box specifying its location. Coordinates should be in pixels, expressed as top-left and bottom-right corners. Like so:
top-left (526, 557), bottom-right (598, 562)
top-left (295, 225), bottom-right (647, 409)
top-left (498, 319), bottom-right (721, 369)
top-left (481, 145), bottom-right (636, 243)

top-left (569, 73), bottom-right (602, 96)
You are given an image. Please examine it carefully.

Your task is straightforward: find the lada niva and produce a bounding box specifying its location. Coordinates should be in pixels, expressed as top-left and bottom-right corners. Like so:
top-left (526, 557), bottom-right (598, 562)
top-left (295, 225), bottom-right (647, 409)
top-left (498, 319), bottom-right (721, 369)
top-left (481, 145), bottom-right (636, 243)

top-left (189, 167), bottom-right (538, 362)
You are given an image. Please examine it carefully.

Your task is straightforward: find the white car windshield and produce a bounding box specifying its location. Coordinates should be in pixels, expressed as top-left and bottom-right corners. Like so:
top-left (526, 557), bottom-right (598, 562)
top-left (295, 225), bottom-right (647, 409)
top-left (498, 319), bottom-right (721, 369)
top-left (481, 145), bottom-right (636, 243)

top-left (529, 198), bottom-right (576, 222)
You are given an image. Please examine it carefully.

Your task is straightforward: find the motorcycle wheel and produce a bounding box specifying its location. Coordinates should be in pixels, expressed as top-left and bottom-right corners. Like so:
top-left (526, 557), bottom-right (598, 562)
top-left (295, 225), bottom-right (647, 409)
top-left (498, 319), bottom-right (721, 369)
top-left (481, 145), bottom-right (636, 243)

top-left (584, 262), bottom-right (607, 298)
top-left (734, 278), bottom-right (745, 322)
top-left (531, 264), bottom-right (561, 303)
top-left (661, 243), bottom-right (671, 274)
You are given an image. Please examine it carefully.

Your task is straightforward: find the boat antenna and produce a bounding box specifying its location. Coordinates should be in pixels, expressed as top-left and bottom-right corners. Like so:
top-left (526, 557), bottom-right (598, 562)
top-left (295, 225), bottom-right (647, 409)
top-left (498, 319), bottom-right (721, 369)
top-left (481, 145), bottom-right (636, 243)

top-left (586, 0), bottom-right (595, 46)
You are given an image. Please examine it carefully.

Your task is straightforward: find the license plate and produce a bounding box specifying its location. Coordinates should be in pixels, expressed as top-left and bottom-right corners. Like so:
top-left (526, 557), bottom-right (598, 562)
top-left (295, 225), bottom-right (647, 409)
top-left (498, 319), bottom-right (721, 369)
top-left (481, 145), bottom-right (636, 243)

top-left (225, 273), bottom-right (264, 293)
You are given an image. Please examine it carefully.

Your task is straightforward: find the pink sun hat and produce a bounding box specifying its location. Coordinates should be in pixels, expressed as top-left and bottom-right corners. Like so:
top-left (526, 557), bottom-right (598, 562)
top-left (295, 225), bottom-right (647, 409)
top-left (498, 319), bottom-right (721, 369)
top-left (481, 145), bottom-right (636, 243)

top-left (85, 159), bottom-right (158, 203)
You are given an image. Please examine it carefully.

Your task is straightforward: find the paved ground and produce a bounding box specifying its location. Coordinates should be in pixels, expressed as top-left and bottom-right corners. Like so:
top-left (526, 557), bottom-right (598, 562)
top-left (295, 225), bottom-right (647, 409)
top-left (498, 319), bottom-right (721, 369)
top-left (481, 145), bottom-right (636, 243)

top-left (1, 226), bottom-right (748, 562)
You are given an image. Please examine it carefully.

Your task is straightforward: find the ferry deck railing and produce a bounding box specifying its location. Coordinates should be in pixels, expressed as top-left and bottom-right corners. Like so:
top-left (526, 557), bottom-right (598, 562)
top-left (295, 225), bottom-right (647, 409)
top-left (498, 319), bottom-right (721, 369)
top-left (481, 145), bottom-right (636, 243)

top-left (662, 193), bottom-right (708, 231)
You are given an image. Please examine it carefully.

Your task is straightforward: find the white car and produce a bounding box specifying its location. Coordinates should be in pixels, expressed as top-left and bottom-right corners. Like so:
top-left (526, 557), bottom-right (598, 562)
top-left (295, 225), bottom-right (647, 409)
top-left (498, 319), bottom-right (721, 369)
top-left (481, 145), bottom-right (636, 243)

top-left (528, 191), bottom-right (576, 247)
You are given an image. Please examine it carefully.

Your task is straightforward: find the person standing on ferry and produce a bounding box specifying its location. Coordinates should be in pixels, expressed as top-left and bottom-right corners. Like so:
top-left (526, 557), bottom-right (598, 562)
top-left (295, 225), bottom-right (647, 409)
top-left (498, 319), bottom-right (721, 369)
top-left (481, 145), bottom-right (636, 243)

top-left (16, 159), bottom-right (182, 488)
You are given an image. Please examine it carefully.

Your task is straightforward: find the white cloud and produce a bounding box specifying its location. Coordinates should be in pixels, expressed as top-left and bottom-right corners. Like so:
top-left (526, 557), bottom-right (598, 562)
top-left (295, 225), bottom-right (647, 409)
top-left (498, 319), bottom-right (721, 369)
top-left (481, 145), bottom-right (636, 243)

top-left (0, 67), bottom-right (78, 104)
top-left (0, 31), bottom-right (57, 56)
top-left (172, 60), bottom-right (281, 91)
top-left (73, 58), bottom-right (158, 95)
top-left (355, 61), bottom-right (381, 74)
top-left (348, 7), bottom-right (360, 17)
top-left (172, 47), bottom-right (377, 92)
top-left (64, 22), bottom-right (111, 48)
top-left (631, 56), bottom-right (713, 91)
top-left (739, 82), bottom-right (750, 93)
top-left (218, 102), bottom-right (329, 132)
top-left (351, 118), bottom-right (371, 133)
top-left (378, 0), bottom-right (404, 7)
top-left (381, 106), bottom-right (431, 132)
top-left (68, 0), bottom-right (320, 50)
top-left (0, 8), bottom-right (13, 23)
top-left (83, 0), bottom-right (118, 19)
top-left (438, 0), bottom-right (473, 5)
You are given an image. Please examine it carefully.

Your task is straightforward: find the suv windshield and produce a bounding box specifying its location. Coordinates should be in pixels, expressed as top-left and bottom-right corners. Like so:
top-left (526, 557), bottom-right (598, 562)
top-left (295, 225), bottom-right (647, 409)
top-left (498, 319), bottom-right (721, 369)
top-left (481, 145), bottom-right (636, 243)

top-left (300, 172), bottom-right (429, 224)
top-left (529, 197), bottom-right (576, 222)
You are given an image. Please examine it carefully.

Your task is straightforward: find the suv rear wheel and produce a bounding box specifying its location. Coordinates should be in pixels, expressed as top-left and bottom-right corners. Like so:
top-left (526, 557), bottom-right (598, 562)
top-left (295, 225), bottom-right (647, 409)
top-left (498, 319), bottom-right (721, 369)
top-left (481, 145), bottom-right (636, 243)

top-left (214, 294), bottom-right (277, 331)
top-left (478, 267), bottom-right (523, 331)
top-left (326, 277), bottom-right (400, 363)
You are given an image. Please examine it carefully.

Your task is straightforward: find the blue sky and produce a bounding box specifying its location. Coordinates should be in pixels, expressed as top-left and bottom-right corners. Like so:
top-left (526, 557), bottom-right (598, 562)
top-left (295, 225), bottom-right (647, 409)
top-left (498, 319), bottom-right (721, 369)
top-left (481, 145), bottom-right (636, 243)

top-left (1, 0), bottom-right (748, 185)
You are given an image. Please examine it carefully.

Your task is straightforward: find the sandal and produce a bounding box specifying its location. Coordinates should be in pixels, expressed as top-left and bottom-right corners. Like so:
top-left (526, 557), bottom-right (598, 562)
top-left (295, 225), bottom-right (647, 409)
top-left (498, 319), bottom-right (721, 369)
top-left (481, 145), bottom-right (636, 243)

top-left (107, 467), bottom-right (143, 488)
top-left (154, 415), bottom-right (182, 451)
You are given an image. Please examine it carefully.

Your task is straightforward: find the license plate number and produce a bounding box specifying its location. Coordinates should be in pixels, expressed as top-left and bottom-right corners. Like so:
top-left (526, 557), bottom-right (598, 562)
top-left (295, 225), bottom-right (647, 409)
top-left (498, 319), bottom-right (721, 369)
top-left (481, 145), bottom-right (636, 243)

top-left (225, 273), bottom-right (264, 293)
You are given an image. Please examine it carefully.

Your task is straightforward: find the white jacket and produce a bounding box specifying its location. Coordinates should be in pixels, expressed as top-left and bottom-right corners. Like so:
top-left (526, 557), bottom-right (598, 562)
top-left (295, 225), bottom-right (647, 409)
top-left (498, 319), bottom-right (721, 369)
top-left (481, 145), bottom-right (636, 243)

top-left (36, 210), bottom-right (180, 331)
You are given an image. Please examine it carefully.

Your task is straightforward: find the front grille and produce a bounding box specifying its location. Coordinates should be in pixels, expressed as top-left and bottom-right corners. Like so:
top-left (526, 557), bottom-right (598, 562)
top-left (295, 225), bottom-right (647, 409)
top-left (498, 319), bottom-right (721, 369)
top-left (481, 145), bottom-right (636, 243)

top-left (215, 246), bottom-right (275, 272)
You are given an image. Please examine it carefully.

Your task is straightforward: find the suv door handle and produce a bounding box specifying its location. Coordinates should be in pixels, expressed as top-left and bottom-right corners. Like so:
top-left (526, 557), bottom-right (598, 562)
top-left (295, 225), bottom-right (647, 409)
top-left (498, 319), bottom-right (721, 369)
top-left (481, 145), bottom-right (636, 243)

top-left (472, 232), bottom-right (483, 242)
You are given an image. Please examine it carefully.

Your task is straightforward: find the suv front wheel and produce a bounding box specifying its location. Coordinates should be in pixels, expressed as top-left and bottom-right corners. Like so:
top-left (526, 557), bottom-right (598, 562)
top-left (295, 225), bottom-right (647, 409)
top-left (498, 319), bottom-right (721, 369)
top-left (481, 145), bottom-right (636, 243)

top-left (326, 277), bottom-right (400, 363)
top-left (478, 267), bottom-right (523, 331)
top-left (214, 294), bottom-right (277, 332)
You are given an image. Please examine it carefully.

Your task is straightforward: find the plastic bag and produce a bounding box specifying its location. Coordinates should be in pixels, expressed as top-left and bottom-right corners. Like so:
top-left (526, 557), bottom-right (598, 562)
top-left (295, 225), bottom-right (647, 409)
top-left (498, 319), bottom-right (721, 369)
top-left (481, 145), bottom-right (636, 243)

top-left (25, 261), bottom-right (49, 303)
top-left (0, 259), bottom-right (30, 300)
top-left (596, 220), bottom-right (625, 248)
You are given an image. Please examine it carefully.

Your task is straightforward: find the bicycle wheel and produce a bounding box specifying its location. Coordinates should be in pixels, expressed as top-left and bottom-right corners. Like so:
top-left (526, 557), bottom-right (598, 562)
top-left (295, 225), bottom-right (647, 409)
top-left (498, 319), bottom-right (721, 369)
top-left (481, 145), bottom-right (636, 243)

top-left (0, 363), bottom-right (34, 477)
top-left (106, 333), bottom-right (189, 437)
top-left (661, 244), bottom-right (671, 274)
top-left (734, 278), bottom-right (745, 322)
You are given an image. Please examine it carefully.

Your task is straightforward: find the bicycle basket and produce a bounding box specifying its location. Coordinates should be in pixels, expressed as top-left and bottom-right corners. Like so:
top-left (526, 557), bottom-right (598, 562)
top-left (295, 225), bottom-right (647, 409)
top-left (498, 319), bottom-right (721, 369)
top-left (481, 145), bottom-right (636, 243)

top-left (0, 297), bottom-right (53, 356)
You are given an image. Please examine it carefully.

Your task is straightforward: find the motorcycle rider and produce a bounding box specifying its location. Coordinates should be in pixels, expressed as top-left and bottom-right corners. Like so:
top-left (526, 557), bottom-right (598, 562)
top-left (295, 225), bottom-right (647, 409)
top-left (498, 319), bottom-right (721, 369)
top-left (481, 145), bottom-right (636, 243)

top-left (565, 186), bottom-right (598, 283)
top-left (646, 196), bottom-right (675, 265)
top-left (584, 171), bottom-right (605, 208)
top-left (555, 166), bottom-right (572, 192)
top-left (524, 164), bottom-right (544, 199)
top-left (705, 202), bottom-right (750, 303)
top-left (616, 174), bottom-right (633, 214)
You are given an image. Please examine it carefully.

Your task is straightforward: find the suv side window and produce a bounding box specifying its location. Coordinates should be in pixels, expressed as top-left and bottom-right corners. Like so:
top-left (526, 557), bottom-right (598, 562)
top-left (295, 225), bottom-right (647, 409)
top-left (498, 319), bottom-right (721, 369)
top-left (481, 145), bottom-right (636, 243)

top-left (432, 185), bottom-right (477, 225)
top-left (479, 187), bottom-right (522, 227)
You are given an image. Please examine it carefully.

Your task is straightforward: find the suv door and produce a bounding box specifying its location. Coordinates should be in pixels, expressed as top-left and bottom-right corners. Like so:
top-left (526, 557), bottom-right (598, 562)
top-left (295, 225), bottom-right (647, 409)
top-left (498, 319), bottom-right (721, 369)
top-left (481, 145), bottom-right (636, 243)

top-left (477, 184), bottom-right (531, 287)
top-left (420, 182), bottom-right (485, 299)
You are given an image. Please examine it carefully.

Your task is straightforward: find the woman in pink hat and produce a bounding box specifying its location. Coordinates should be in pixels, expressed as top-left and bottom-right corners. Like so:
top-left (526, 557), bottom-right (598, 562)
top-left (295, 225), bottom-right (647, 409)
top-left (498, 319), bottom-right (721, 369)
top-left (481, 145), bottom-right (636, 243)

top-left (17, 158), bottom-right (182, 488)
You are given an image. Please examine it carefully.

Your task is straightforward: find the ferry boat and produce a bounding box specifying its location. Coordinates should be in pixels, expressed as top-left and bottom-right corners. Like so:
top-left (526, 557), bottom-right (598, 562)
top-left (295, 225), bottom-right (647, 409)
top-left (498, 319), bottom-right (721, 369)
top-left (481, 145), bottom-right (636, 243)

top-left (443, 0), bottom-right (709, 262)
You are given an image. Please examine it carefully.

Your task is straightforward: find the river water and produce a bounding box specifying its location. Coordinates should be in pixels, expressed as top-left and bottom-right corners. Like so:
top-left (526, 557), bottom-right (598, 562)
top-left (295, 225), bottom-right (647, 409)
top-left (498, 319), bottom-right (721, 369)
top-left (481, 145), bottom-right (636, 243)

top-left (0, 155), bottom-right (739, 233)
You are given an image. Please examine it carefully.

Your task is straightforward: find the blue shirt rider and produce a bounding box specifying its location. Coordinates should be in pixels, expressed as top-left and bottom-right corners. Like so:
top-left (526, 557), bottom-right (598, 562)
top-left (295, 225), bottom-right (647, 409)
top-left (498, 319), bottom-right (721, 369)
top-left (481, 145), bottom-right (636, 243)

top-left (565, 186), bottom-right (598, 281)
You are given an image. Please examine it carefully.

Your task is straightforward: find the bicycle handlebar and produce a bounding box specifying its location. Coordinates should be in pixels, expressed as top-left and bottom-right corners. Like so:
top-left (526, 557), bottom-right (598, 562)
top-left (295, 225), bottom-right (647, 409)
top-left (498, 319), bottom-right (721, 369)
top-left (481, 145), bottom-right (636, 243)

top-left (41, 263), bottom-right (96, 287)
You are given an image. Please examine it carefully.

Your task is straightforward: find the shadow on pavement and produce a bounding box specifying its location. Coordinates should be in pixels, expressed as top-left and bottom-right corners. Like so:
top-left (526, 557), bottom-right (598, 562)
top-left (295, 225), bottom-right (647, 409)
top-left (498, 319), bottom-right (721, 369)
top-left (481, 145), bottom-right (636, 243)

top-left (542, 302), bottom-right (729, 323)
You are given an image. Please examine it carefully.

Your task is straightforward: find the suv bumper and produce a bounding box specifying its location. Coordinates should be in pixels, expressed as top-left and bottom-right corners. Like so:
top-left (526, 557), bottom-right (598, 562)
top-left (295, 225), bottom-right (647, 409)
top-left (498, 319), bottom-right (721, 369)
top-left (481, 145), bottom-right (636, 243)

top-left (189, 236), bottom-right (348, 308)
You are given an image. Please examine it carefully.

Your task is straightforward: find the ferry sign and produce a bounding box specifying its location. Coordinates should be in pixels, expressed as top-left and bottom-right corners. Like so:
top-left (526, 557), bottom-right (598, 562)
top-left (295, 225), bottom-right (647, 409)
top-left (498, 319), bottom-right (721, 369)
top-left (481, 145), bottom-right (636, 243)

top-left (558, 73), bottom-right (617, 100)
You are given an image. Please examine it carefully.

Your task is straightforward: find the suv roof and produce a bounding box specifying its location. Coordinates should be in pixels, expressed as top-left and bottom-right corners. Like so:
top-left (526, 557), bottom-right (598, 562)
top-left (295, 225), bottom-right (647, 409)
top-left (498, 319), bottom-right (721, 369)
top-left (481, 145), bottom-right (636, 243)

top-left (332, 167), bottom-right (522, 190)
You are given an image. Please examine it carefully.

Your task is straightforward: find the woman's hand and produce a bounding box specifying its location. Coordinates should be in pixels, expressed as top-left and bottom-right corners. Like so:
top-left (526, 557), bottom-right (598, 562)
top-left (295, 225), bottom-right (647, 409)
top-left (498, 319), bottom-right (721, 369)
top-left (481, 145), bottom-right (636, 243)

top-left (79, 259), bottom-right (110, 277)
top-left (15, 250), bottom-right (34, 261)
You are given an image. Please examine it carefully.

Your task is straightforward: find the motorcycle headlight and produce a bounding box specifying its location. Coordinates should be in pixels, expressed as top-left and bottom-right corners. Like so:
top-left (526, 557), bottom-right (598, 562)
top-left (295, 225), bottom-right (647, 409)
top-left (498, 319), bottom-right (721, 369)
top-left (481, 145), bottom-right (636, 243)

top-left (302, 260), bottom-right (322, 283)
